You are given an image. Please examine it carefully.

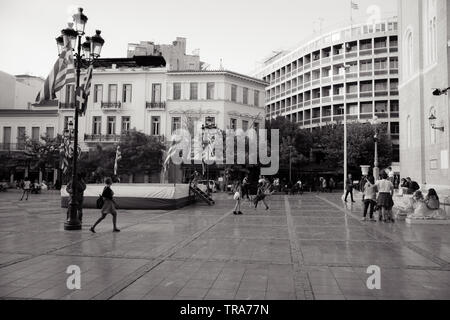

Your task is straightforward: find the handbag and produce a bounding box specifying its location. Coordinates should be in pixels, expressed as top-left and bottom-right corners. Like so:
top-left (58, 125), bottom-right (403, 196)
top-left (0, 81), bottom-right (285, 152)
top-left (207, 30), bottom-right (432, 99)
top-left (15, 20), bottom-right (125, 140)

top-left (233, 192), bottom-right (240, 200)
top-left (96, 195), bottom-right (104, 209)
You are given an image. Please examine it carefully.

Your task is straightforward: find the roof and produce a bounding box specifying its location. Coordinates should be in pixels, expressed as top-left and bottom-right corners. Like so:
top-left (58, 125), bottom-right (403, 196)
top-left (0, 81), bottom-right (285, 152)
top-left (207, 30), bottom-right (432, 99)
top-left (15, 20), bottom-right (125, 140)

top-left (167, 69), bottom-right (268, 86)
top-left (93, 55), bottom-right (166, 69)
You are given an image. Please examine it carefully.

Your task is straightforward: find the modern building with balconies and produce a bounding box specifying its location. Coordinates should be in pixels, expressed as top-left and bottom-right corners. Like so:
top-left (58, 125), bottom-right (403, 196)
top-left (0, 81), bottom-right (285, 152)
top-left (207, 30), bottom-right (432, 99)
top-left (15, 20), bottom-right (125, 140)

top-left (254, 17), bottom-right (400, 166)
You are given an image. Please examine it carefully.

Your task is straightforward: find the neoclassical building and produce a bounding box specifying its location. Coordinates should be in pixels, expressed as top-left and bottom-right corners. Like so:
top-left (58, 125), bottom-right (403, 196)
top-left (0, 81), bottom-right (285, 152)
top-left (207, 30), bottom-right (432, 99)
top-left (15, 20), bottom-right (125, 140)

top-left (398, 0), bottom-right (449, 192)
top-left (254, 17), bottom-right (400, 169)
top-left (0, 56), bottom-right (266, 183)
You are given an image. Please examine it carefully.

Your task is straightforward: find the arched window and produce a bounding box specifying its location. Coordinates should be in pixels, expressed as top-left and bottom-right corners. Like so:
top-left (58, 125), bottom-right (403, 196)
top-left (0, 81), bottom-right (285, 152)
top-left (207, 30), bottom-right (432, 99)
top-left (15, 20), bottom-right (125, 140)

top-left (426, 0), bottom-right (437, 64)
top-left (404, 29), bottom-right (414, 77)
top-left (407, 115), bottom-right (412, 147)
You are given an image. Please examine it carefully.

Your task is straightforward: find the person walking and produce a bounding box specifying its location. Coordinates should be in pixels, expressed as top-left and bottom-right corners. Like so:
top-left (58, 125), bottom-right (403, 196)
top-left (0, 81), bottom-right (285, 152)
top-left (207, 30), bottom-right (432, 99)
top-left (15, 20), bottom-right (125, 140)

top-left (321, 177), bottom-right (327, 193)
top-left (254, 182), bottom-right (269, 210)
top-left (66, 173), bottom-right (87, 223)
top-left (344, 174), bottom-right (355, 203)
top-left (242, 175), bottom-right (250, 200)
top-left (20, 177), bottom-right (31, 201)
top-left (328, 177), bottom-right (335, 193)
top-left (90, 178), bottom-right (120, 233)
top-left (362, 176), bottom-right (377, 221)
top-left (232, 181), bottom-right (243, 215)
top-left (375, 172), bottom-right (395, 222)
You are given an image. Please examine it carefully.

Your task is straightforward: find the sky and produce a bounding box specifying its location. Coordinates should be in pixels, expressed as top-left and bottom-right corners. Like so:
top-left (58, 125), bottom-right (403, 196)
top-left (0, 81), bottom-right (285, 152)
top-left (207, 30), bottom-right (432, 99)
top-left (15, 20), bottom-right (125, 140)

top-left (0, 0), bottom-right (397, 78)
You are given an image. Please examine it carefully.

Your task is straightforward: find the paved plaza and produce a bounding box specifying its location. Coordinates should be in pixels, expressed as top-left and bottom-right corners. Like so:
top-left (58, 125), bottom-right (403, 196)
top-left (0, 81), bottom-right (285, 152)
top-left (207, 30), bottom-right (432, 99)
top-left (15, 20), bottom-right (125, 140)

top-left (0, 189), bottom-right (449, 300)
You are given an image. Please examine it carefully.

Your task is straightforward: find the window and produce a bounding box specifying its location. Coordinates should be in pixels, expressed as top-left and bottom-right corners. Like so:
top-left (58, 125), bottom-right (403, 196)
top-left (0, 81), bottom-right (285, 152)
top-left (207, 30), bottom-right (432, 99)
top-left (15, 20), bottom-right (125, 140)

top-left (108, 84), bottom-right (117, 102)
top-left (152, 83), bottom-right (161, 103)
top-left (374, 58), bottom-right (387, 70)
top-left (122, 84), bottom-right (132, 103)
top-left (243, 88), bottom-right (248, 105)
top-left (390, 57), bottom-right (398, 69)
top-left (190, 83), bottom-right (198, 100)
top-left (230, 118), bottom-right (237, 130)
top-left (375, 80), bottom-right (387, 91)
top-left (173, 83), bottom-right (181, 100)
top-left (404, 30), bottom-right (414, 77)
top-left (64, 116), bottom-right (73, 130)
top-left (207, 82), bottom-right (215, 100)
top-left (426, 0), bottom-right (437, 64)
top-left (3, 127), bottom-right (11, 147)
top-left (92, 116), bottom-right (101, 135)
top-left (242, 120), bottom-right (249, 131)
top-left (94, 84), bottom-right (103, 103)
top-left (390, 101), bottom-right (399, 112)
top-left (254, 90), bottom-right (259, 107)
top-left (360, 60), bottom-right (372, 71)
top-left (375, 101), bottom-right (388, 113)
top-left (205, 117), bottom-right (215, 128)
top-left (17, 127), bottom-right (26, 148)
top-left (66, 84), bottom-right (75, 104)
top-left (360, 102), bottom-right (373, 114)
top-left (254, 122), bottom-right (259, 131)
top-left (172, 117), bottom-right (181, 133)
top-left (231, 85), bottom-right (237, 102)
top-left (360, 82), bottom-right (372, 92)
top-left (152, 116), bottom-right (160, 136)
top-left (107, 116), bottom-right (116, 135)
top-left (32, 127), bottom-right (40, 142)
top-left (121, 116), bottom-right (130, 133)
top-left (391, 122), bottom-right (400, 135)
top-left (390, 80), bottom-right (399, 91)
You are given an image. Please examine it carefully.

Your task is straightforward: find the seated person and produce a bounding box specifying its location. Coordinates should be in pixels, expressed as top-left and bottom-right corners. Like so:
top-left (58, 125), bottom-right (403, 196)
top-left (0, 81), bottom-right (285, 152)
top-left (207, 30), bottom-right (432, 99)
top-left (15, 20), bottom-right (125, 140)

top-left (407, 189), bottom-right (447, 220)
top-left (406, 177), bottom-right (420, 195)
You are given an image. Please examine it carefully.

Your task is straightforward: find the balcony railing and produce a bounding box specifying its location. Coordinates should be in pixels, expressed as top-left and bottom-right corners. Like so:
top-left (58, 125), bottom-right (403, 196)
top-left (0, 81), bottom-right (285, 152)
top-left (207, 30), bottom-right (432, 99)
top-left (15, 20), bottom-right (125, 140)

top-left (84, 134), bottom-right (122, 142)
top-left (59, 102), bottom-right (75, 109)
top-left (0, 143), bottom-right (27, 152)
top-left (146, 102), bottom-right (166, 109)
top-left (101, 102), bottom-right (122, 110)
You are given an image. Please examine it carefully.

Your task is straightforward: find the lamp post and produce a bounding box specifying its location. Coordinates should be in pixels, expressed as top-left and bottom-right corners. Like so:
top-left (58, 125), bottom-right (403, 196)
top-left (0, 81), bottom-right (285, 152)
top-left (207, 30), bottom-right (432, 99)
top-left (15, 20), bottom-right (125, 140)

top-left (342, 64), bottom-right (351, 193)
top-left (62, 8), bottom-right (105, 231)
top-left (371, 116), bottom-right (380, 180)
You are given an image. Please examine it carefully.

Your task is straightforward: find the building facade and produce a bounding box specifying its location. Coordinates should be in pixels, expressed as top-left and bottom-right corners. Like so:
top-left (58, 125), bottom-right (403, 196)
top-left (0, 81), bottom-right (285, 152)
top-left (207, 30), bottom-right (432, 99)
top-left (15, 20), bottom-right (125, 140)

top-left (127, 37), bottom-right (202, 71)
top-left (0, 56), bottom-right (266, 184)
top-left (255, 17), bottom-right (400, 168)
top-left (398, 0), bottom-right (450, 192)
top-left (0, 71), bottom-right (44, 109)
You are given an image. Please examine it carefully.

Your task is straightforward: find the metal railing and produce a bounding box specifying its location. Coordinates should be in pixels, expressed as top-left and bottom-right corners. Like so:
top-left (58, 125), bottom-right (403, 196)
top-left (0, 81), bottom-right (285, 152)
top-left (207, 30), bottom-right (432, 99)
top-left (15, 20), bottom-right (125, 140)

top-left (0, 143), bottom-right (27, 151)
top-left (59, 102), bottom-right (75, 109)
top-left (101, 102), bottom-right (122, 109)
top-left (146, 102), bottom-right (166, 109)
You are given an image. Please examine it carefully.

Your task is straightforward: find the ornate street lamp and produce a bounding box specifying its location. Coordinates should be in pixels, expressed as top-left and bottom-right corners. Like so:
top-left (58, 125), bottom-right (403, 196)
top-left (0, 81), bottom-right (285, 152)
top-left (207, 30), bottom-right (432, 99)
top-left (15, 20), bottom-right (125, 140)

top-left (370, 116), bottom-right (380, 180)
top-left (60, 7), bottom-right (105, 231)
top-left (55, 35), bottom-right (64, 55)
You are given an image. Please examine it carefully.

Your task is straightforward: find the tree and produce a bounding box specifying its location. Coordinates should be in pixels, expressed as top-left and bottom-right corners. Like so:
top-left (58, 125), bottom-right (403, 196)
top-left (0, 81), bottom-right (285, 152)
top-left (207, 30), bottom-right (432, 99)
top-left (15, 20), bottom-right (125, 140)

top-left (118, 129), bottom-right (165, 177)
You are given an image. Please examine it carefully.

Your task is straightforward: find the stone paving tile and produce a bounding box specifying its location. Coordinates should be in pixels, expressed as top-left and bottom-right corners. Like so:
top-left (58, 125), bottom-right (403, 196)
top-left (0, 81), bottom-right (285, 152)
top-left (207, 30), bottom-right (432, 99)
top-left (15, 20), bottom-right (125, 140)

top-left (1, 191), bottom-right (450, 300)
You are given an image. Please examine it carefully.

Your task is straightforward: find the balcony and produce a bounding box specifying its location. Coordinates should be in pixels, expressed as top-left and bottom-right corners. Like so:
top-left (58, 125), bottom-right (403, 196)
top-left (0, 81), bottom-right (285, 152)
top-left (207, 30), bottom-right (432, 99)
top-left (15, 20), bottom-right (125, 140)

top-left (374, 90), bottom-right (388, 97)
top-left (101, 102), bottom-right (122, 110)
top-left (345, 52), bottom-right (358, 59)
top-left (389, 46), bottom-right (398, 53)
top-left (59, 102), bottom-right (75, 109)
top-left (360, 71), bottom-right (373, 77)
top-left (374, 69), bottom-right (388, 76)
top-left (146, 102), bottom-right (166, 110)
top-left (375, 112), bottom-right (389, 119)
top-left (0, 143), bottom-right (27, 152)
top-left (360, 91), bottom-right (373, 98)
top-left (84, 134), bottom-right (122, 143)
top-left (374, 47), bottom-right (388, 55)
top-left (322, 96), bottom-right (332, 103)
top-left (346, 93), bottom-right (358, 100)
top-left (360, 49), bottom-right (372, 56)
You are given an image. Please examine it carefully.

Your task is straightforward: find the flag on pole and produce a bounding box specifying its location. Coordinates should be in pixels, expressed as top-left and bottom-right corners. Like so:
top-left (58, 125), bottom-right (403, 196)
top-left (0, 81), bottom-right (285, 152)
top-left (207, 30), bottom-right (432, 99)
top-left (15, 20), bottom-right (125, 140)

top-left (351, 1), bottom-right (359, 9)
top-left (36, 47), bottom-right (75, 103)
top-left (79, 64), bottom-right (94, 115)
top-left (113, 146), bottom-right (121, 176)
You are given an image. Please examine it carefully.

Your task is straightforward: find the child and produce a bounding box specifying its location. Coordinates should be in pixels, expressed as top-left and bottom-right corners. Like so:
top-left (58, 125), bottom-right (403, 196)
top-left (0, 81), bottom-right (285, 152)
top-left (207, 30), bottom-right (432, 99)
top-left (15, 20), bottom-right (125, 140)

top-left (425, 189), bottom-right (440, 210)
top-left (233, 181), bottom-right (243, 215)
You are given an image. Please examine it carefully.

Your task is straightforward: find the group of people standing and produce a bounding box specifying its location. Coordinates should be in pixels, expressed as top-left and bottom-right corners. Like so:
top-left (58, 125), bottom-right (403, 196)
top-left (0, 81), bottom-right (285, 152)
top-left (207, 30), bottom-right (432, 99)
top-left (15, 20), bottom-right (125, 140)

top-left (232, 175), bottom-right (272, 215)
top-left (361, 172), bottom-right (395, 222)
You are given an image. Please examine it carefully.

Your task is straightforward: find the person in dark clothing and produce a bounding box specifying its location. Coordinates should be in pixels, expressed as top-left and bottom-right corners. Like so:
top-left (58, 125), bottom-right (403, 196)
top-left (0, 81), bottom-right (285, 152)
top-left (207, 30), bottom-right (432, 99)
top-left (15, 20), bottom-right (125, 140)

top-left (344, 174), bottom-right (355, 203)
top-left (90, 178), bottom-right (120, 233)
top-left (254, 182), bottom-right (269, 210)
top-left (242, 175), bottom-right (250, 200)
top-left (406, 177), bottom-right (420, 194)
top-left (66, 173), bottom-right (87, 222)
